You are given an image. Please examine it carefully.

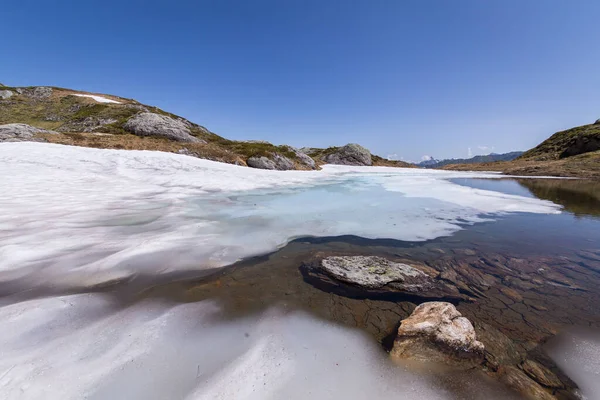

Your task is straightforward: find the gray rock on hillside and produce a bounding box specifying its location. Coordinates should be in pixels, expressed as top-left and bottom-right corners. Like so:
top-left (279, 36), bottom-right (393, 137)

top-left (391, 302), bottom-right (485, 367)
top-left (58, 117), bottom-right (118, 133)
top-left (0, 123), bottom-right (57, 142)
top-left (324, 143), bottom-right (372, 166)
top-left (247, 153), bottom-right (295, 170)
top-left (0, 90), bottom-right (14, 99)
top-left (19, 86), bottom-right (53, 99)
top-left (123, 112), bottom-right (202, 143)
top-left (283, 146), bottom-right (316, 169)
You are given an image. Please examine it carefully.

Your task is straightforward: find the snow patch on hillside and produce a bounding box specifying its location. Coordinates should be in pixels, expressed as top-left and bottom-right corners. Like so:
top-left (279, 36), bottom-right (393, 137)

top-left (72, 94), bottom-right (122, 104)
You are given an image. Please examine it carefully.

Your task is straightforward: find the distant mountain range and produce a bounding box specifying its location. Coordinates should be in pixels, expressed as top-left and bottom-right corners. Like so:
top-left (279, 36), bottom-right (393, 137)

top-left (417, 152), bottom-right (524, 168)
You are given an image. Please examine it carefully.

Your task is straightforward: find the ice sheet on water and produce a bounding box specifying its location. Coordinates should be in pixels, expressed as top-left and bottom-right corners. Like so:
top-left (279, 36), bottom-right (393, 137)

top-left (0, 143), bottom-right (560, 287)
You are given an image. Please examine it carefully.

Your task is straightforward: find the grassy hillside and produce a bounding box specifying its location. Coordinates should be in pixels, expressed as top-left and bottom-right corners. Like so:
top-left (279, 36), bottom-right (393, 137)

top-left (442, 150), bottom-right (600, 179)
top-left (519, 122), bottom-right (600, 160)
top-left (442, 120), bottom-right (600, 180)
top-left (0, 83), bottom-right (412, 170)
top-left (0, 85), bottom-right (306, 168)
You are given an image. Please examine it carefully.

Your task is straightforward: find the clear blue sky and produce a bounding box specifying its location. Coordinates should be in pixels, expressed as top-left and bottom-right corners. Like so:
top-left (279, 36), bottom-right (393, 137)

top-left (3, 1), bottom-right (600, 161)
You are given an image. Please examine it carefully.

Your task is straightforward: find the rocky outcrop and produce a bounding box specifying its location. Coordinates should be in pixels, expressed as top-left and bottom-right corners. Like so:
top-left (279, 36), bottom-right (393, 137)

top-left (321, 256), bottom-right (429, 288)
top-left (324, 143), bottom-right (372, 166)
top-left (0, 123), bottom-right (57, 142)
top-left (559, 134), bottom-right (600, 158)
top-left (247, 156), bottom-right (277, 170)
top-left (18, 86), bottom-right (53, 100)
top-left (390, 302), bottom-right (485, 367)
top-left (57, 117), bottom-right (118, 133)
top-left (302, 255), bottom-right (469, 301)
top-left (0, 90), bottom-right (13, 99)
top-left (123, 112), bottom-right (202, 143)
top-left (247, 153), bottom-right (295, 170)
top-left (282, 146), bottom-right (316, 169)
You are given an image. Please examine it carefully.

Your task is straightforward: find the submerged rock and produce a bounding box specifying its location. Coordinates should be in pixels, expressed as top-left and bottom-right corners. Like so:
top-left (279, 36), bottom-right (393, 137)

top-left (324, 143), bottom-right (372, 166)
top-left (321, 256), bottom-right (428, 289)
top-left (498, 366), bottom-right (556, 400)
top-left (0, 123), bottom-right (57, 142)
top-left (123, 112), bottom-right (202, 143)
top-left (390, 302), bottom-right (485, 366)
top-left (302, 255), bottom-right (469, 301)
top-left (521, 360), bottom-right (564, 389)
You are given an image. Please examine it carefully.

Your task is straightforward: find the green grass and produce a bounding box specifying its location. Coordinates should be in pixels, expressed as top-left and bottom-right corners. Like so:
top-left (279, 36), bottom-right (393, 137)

top-left (520, 123), bottom-right (600, 160)
top-left (216, 139), bottom-right (298, 159)
top-left (1, 84), bottom-right (319, 168)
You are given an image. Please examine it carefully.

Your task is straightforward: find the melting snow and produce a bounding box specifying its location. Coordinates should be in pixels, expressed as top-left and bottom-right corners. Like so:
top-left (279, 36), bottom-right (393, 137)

top-left (0, 142), bottom-right (560, 288)
top-left (0, 298), bottom-right (517, 400)
top-left (0, 142), bottom-right (561, 399)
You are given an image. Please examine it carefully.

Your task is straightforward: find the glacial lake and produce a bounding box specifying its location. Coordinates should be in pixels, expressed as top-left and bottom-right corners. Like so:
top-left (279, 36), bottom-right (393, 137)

top-left (1, 144), bottom-right (599, 400)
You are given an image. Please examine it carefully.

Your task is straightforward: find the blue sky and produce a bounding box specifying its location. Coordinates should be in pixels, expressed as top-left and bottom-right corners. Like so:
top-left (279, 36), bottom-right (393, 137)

top-left (2, 1), bottom-right (600, 161)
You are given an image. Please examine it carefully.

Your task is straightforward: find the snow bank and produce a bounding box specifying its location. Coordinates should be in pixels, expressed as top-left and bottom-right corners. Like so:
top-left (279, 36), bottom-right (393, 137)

top-left (0, 143), bottom-right (560, 288)
top-left (72, 94), bottom-right (122, 104)
top-left (0, 296), bottom-right (517, 400)
top-left (546, 329), bottom-right (600, 399)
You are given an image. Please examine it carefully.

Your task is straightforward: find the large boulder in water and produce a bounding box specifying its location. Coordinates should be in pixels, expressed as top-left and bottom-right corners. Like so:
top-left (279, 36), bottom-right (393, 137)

top-left (123, 112), bottom-right (201, 143)
top-left (0, 123), bottom-right (57, 142)
top-left (390, 302), bottom-right (485, 367)
top-left (301, 255), bottom-right (469, 302)
top-left (324, 143), bottom-right (372, 166)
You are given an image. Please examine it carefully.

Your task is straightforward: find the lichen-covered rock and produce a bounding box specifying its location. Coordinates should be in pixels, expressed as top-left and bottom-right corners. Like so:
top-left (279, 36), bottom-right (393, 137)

top-left (324, 143), bottom-right (372, 166)
top-left (123, 112), bottom-right (201, 143)
top-left (247, 156), bottom-right (277, 170)
top-left (390, 302), bottom-right (485, 366)
top-left (0, 123), bottom-right (57, 142)
top-left (0, 90), bottom-right (14, 99)
top-left (282, 146), bottom-right (317, 169)
top-left (247, 153), bottom-right (295, 170)
top-left (57, 117), bottom-right (118, 133)
top-left (20, 86), bottom-right (53, 99)
top-left (321, 256), bottom-right (427, 289)
top-left (302, 255), bottom-right (468, 301)
top-left (272, 154), bottom-right (294, 170)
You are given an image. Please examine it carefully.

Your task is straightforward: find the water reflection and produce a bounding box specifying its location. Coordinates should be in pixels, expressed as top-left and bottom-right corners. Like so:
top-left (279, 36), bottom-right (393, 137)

top-left (515, 179), bottom-right (600, 219)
